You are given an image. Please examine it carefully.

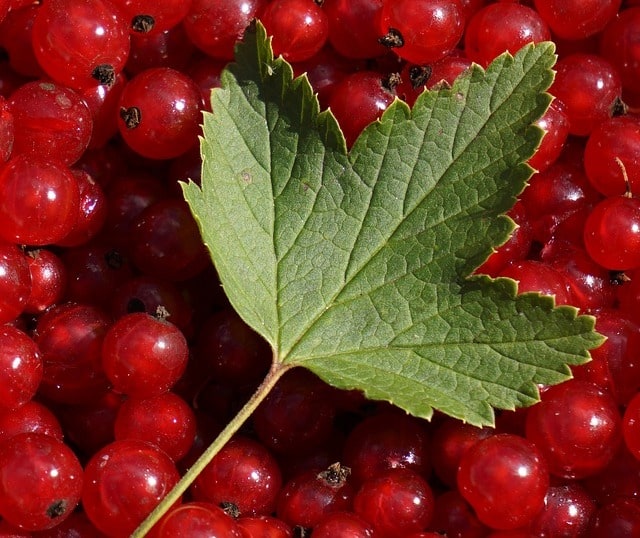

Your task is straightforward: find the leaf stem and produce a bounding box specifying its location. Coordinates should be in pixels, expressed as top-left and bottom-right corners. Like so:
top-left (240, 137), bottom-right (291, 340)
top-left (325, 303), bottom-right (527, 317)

top-left (130, 356), bottom-right (291, 537)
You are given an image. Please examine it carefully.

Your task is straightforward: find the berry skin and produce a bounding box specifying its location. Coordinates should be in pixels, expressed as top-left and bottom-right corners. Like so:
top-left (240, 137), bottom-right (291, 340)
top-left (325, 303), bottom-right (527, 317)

top-left (32, 0), bottom-right (131, 89)
top-left (0, 433), bottom-right (83, 531)
top-left (148, 502), bottom-right (242, 538)
top-left (0, 243), bottom-right (31, 324)
top-left (117, 67), bottom-right (203, 159)
top-left (101, 311), bottom-right (189, 398)
top-left (192, 435), bottom-right (283, 517)
top-left (342, 411), bottom-right (431, 485)
top-left (584, 115), bottom-right (640, 196)
top-left (533, 0), bottom-right (622, 40)
top-left (583, 194), bottom-right (640, 271)
top-left (0, 325), bottom-right (42, 412)
top-left (525, 380), bottom-right (622, 479)
top-left (354, 468), bottom-right (435, 537)
top-left (323, 0), bottom-right (386, 59)
top-left (378, 0), bottom-right (465, 64)
top-left (464, 3), bottom-right (550, 67)
top-left (8, 80), bottom-right (93, 165)
top-left (549, 53), bottom-right (622, 137)
top-left (457, 433), bottom-right (549, 530)
top-left (328, 70), bottom-right (396, 148)
top-left (276, 463), bottom-right (356, 528)
top-left (114, 392), bottom-right (197, 462)
top-left (0, 155), bottom-right (80, 246)
top-left (82, 439), bottom-right (180, 537)
top-left (260, 0), bottom-right (329, 63)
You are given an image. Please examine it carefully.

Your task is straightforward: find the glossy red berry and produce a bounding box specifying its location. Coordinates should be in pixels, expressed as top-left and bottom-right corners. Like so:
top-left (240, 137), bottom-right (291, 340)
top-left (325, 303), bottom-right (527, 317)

top-left (82, 439), bottom-right (180, 536)
top-left (464, 3), bottom-right (550, 67)
top-left (149, 502), bottom-right (242, 538)
top-left (323, 0), bottom-right (385, 59)
top-left (533, 0), bottom-right (622, 40)
top-left (343, 411), bottom-right (431, 485)
top-left (117, 67), bottom-right (203, 159)
top-left (549, 53), bottom-right (622, 136)
top-left (0, 155), bottom-right (80, 245)
top-left (354, 468), bottom-right (435, 537)
top-left (261, 0), bottom-right (329, 63)
top-left (0, 243), bottom-right (31, 324)
top-left (525, 380), bottom-right (622, 479)
top-left (32, 0), bottom-right (131, 89)
top-left (529, 483), bottom-right (596, 537)
top-left (0, 433), bottom-right (83, 531)
top-left (24, 248), bottom-right (66, 314)
top-left (583, 194), bottom-right (640, 271)
top-left (311, 511), bottom-right (375, 538)
top-left (378, 0), bottom-right (465, 64)
top-left (600, 7), bottom-right (640, 98)
top-left (35, 302), bottom-right (111, 404)
top-left (114, 392), bottom-right (196, 461)
top-left (584, 115), bottom-right (640, 196)
top-left (457, 433), bottom-right (549, 530)
top-left (101, 311), bottom-right (189, 398)
top-left (192, 435), bottom-right (283, 517)
top-left (0, 400), bottom-right (63, 444)
top-left (183, 0), bottom-right (267, 61)
top-left (0, 325), bottom-right (42, 412)
top-left (276, 463), bottom-right (355, 528)
top-left (328, 70), bottom-right (396, 148)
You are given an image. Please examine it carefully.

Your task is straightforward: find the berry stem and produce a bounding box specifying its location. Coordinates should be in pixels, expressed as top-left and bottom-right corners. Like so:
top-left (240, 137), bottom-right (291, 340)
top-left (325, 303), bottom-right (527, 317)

top-left (130, 354), bottom-right (292, 537)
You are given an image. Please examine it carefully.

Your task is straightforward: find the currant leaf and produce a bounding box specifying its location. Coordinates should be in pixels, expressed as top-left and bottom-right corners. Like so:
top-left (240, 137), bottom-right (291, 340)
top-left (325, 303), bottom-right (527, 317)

top-left (184, 22), bottom-right (603, 426)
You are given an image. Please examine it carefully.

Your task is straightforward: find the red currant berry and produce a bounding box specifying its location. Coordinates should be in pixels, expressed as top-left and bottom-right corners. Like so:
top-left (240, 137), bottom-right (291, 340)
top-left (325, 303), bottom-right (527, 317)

top-left (0, 400), bottom-right (63, 444)
top-left (192, 435), bottom-right (282, 517)
top-left (102, 311), bottom-right (189, 398)
top-left (8, 80), bottom-right (93, 166)
top-left (35, 302), bottom-right (111, 404)
top-left (0, 155), bottom-right (80, 246)
top-left (464, 3), bottom-right (550, 67)
top-left (525, 380), bottom-right (622, 479)
top-left (0, 433), bottom-right (83, 531)
top-left (24, 248), bottom-right (66, 314)
top-left (584, 115), bottom-right (640, 196)
top-left (0, 243), bottom-right (31, 324)
top-left (323, 0), bottom-right (385, 59)
top-left (378, 0), bottom-right (465, 64)
top-left (117, 67), bottom-right (203, 159)
top-left (354, 468), bottom-right (435, 537)
top-left (0, 325), bottom-right (42, 412)
top-left (457, 433), bottom-right (549, 530)
top-left (32, 0), bottom-right (131, 89)
top-left (276, 463), bottom-right (355, 528)
top-left (183, 0), bottom-right (267, 61)
top-left (114, 392), bottom-right (196, 462)
top-left (530, 483), bottom-right (596, 537)
top-left (82, 439), bottom-right (180, 537)
top-left (549, 53), bottom-right (622, 136)
top-left (600, 7), bottom-right (640, 98)
top-left (533, 0), bottom-right (622, 40)
top-left (583, 194), bottom-right (640, 271)
top-left (343, 411), bottom-right (431, 485)
top-left (149, 502), bottom-right (242, 538)
top-left (328, 70), bottom-right (396, 148)
top-left (261, 0), bottom-right (329, 63)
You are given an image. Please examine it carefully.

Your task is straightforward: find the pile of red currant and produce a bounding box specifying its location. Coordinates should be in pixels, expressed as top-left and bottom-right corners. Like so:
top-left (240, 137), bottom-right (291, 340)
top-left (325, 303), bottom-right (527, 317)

top-left (0, 0), bottom-right (639, 536)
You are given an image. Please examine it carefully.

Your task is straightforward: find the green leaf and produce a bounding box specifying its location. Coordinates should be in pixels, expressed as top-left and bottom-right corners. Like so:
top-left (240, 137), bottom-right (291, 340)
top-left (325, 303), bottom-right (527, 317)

top-left (184, 22), bottom-right (603, 426)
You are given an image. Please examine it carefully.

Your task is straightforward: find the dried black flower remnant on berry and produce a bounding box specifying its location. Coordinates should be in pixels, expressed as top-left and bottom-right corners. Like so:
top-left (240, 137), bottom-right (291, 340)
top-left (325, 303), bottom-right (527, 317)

top-left (120, 106), bottom-right (141, 129)
top-left (378, 28), bottom-right (404, 49)
top-left (131, 14), bottom-right (155, 33)
top-left (92, 64), bottom-right (116, 86)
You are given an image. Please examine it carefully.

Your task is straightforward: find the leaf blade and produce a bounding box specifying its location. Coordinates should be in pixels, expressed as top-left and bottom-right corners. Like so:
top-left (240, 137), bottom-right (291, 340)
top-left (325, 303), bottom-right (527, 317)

top-left (186, 23), bottom-right (602, 426)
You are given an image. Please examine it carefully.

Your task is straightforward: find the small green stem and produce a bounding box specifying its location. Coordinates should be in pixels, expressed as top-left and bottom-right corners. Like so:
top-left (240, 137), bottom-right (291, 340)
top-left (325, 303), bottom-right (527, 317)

top-left (131, 357), bottom-right (291, 537)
